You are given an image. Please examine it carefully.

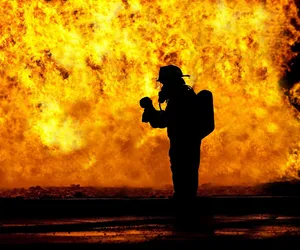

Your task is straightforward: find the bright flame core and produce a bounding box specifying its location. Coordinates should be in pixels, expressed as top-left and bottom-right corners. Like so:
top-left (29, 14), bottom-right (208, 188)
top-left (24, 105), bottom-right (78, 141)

top-left (0, 0), bottom-right (299, 187)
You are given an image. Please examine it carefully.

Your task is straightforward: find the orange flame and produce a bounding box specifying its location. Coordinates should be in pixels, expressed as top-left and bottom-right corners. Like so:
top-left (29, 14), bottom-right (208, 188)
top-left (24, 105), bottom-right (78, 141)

top-left (0, 0), bottom-right (299, 187)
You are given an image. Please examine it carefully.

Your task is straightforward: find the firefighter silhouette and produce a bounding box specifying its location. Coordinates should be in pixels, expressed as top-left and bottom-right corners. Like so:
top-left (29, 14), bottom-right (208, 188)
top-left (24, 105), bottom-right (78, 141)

top-left (140, 65), bottom-right (214, 204)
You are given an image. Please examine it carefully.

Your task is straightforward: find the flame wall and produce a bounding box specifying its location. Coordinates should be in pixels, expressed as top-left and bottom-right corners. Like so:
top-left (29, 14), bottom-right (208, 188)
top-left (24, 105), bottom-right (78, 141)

top-left (0, 0), bottom-right (299, 187)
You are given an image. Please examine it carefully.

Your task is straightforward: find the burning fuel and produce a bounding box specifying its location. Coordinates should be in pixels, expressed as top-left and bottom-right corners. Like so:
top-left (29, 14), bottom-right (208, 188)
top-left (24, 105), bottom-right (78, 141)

top-left (0, 0), bottom-right (299, 187)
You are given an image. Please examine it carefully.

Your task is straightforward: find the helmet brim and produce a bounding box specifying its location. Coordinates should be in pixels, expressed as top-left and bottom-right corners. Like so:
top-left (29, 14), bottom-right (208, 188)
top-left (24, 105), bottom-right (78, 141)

top-left (156, 74), bottom-right (190, 82)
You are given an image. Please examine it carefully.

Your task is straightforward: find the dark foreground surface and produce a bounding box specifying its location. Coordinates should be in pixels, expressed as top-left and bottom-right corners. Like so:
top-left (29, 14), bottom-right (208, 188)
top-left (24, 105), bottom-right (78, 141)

top-left (1, 196), bottom-right (300, 249)
top-left (2, 214), bottom-right (300, 249)
top-left (2, 196), bottom-right (300, 218)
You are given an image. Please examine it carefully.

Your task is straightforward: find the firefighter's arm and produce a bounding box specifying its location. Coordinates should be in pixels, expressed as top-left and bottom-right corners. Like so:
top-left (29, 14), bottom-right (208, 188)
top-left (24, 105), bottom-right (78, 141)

top-left (140, 97), bottom-right (168, 128)
top-left (147, 110), bottom-right (168, 128)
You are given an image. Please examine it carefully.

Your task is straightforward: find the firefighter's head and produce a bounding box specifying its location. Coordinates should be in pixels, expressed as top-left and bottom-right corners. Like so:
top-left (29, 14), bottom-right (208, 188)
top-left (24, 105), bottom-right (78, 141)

top-left (156, 65), bottom-right (190, 86)
top-left (157, 65), bottom-right (190, 103)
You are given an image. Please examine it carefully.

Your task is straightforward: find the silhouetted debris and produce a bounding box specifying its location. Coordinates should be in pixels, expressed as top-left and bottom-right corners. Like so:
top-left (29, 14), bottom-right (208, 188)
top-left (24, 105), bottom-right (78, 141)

top-left (262, 180), bottom-right (300, 196)
top-left (74, 191), bottom-right (87, 198)
top-left (28, 185), bottom-right (43, 191)
top-left (1, 181), bottom-right (300, 199)
top-left (200, 183), bottom-right (213, 189)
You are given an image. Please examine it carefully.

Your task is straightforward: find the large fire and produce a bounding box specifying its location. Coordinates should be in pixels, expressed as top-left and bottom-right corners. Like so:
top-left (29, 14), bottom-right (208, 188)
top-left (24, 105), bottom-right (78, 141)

top-left (0, 0), bottom-right (299, 188)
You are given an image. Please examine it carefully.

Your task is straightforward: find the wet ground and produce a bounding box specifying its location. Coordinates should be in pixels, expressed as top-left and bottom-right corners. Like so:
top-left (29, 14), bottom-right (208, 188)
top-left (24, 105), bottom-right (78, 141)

top-left (2, 214), bottom-right (300, 248)
top-left (1, 197), bottom-right (300, 249)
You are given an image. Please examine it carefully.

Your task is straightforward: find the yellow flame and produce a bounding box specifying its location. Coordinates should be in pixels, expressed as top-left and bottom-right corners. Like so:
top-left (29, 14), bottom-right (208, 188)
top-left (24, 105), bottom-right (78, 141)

top-left (0, 0), bottom-right (299, 187)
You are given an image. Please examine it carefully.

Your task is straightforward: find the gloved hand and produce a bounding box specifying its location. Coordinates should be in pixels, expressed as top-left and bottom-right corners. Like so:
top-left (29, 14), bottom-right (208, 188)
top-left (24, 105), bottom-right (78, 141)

top-left (140, 97), bottom-right (155, 123)
top-left (140, 97), bottom-right (153, 109)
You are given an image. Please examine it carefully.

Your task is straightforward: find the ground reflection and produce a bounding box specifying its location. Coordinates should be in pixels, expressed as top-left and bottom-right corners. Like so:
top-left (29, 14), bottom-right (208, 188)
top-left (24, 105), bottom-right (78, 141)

top-left (2, 215), bottom-right (300, 244)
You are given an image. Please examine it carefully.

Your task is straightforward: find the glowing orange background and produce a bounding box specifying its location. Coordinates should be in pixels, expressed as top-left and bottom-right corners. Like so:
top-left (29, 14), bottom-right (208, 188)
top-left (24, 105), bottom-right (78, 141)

top-left (0, 0), bottom-right (299, 187)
